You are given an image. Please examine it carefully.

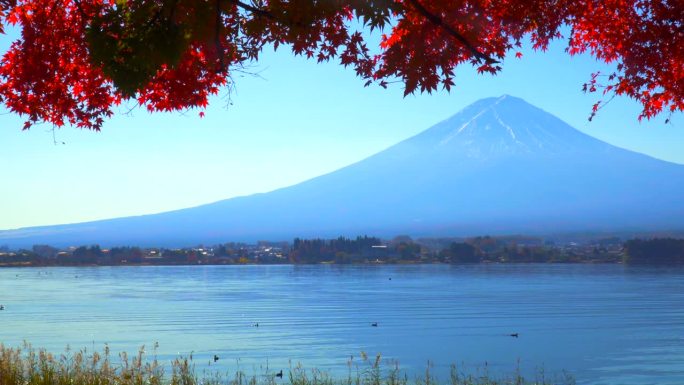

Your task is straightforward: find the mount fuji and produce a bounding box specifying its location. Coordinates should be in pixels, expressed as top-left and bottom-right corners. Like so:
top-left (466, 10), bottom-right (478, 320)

top-left (3, 95), bottom-right (684, 247)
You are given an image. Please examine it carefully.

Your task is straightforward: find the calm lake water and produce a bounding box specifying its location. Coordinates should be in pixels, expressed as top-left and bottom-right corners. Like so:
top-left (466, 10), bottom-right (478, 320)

top-left (0, 264), bottom-right (683, 384)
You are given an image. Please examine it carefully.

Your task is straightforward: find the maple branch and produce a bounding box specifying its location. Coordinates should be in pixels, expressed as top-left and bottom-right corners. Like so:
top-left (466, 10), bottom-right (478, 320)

top-left (215, 0), bottom-right (227, 72)
top-left (405, 0), bottom-right (498, 65)
top-left (169, 0), bottom-right (179, 20)
top-left (226, 0), bottom-right (275, 20)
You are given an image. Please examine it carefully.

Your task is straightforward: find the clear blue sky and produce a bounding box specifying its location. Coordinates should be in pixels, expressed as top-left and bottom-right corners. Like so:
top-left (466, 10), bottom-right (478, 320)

top-left (0, 31), bottom-right (681, 230)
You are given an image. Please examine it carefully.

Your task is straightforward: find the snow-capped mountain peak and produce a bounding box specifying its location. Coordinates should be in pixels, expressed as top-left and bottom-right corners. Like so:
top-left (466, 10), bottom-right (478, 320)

top-left (412, 95), bottom-right (607, 158)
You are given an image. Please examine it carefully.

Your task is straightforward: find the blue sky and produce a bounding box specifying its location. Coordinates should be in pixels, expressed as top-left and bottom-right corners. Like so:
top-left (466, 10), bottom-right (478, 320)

top-left (0, 31), bottom-right (682, 231)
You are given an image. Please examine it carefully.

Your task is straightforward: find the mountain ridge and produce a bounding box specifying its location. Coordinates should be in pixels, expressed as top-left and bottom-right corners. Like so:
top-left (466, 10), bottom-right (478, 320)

top-left (3, 95), bottom-right (684, 247)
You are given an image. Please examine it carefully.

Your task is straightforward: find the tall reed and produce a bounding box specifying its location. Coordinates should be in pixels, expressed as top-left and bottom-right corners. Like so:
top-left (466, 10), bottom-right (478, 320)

top-left (0, 344), bottom-right (573, 385)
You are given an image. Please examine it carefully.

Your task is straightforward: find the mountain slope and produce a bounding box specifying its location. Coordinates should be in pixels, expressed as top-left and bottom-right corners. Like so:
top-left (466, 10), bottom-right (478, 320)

top-left (3, 95), bottom-right (684, 247)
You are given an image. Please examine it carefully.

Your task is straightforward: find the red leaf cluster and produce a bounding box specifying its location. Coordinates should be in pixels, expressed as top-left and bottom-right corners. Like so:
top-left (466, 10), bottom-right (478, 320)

top-left (1, 0), bottom-right (117, 129)
top-left (0, 0), bottom-right (681, 130)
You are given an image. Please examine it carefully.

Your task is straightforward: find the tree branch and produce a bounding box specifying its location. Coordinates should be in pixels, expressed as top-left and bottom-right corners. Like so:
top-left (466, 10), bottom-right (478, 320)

top-left (215, 0), bottom-right (227, 72)
top-left (226, 0), bottom-right (275, 20)
top-left (405, 0), bottom-right (498, 64)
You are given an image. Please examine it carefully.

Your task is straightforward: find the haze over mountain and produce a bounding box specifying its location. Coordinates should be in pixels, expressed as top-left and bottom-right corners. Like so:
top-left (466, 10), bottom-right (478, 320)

top-left (3, 95), bottom-right (684, 248)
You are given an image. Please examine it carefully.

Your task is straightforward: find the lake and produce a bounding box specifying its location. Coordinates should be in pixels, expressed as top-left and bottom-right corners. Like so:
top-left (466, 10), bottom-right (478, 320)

top-left (0, 264), bottom-right (683, 384)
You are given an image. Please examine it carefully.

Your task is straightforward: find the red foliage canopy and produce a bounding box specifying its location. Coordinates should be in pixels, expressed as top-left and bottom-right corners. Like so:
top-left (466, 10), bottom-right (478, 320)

top-left (0, 0), bottom-right (681, 130)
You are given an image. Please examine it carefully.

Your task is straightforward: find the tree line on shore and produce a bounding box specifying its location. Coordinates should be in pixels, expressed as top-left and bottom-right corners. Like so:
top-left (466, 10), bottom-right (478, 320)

top-left (1, 236), bottom-right (683, 267)
top-left (623, 238), bottom-right (684, 264)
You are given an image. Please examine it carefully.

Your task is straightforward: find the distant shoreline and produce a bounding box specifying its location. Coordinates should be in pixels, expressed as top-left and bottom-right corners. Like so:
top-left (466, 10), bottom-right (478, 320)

top-left (2, 235), bottom-right (682, 267)
top-left (0, 260), bottom-right (625, 268)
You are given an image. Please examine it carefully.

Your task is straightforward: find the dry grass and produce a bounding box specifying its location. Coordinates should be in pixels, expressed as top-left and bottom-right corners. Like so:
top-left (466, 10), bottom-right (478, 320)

top-left (0, 344), bottom-right (573, 385)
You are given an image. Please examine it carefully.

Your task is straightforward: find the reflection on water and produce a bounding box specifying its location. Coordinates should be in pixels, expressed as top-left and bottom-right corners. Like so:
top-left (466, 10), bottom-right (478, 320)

top-left (1, 264), bottom-right (683, 384)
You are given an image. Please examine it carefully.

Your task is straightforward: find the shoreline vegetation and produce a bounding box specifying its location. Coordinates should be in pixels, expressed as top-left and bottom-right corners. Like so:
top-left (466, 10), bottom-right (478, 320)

top-left (0, 344), bottom-right (575, 385)
top-left (1, 235), bottom-right (683, 268)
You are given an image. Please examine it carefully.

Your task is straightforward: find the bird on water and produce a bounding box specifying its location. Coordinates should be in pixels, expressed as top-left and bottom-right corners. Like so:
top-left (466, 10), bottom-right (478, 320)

top-left (509, 333), bottom-right (519, 338)
top-left (371, 322), bottom-right (378, 327)
top-left (213, 355), bottom-right (219, 362)
top-left (275, 370), bottom-right (283, 378)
